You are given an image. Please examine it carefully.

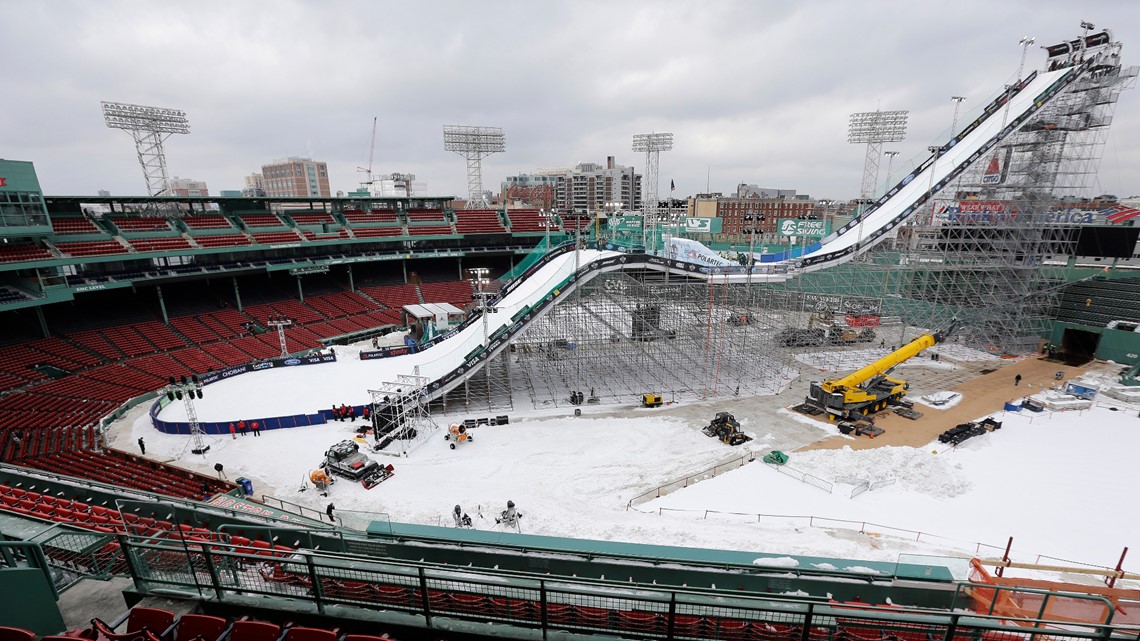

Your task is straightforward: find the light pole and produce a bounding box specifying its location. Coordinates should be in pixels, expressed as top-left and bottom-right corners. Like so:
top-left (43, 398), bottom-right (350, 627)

top-left (950, 96), bottom-right (967, 137)
top-left (1001, 37), bottom-right (1036, 132)
top-left (926, 145), bottom-right (941, 225)
top-left (163, 375), bottom-right (208, 455)
top-left (882, 151), bottom-right (901, 196)
top-left (469, 268), bottom-right (494, 347)
top-left (266, 313), bottom-right (293, 357)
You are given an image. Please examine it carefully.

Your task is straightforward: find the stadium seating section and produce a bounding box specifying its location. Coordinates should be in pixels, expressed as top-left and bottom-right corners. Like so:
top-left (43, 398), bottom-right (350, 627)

top-left (129, 237), bottom-right (193, 253)
top-left (290, 212), bottom-right (335, 225)
top-left (406, 208), bottom-right (446, 222)
top-left (252, 231), bottom-right (303, 245)
top-left (50, 217), bottom-right (103, 235)
top-left (181, 215), bottom-right (234, 230)
top-left (419, 280), bottom-right (473, 308)
top-left (195, 234), bottom-right (253, 248)
top-left (454, 209), bottom-right (506, 234)
top-left (0, 272), bottom-right (477, 492)
top-left (507, 208), bottom-right (554, 232)
top-left (350, 227), bottom-right (403, 238)
top-left (406, 225), bottom-right (454, 236)
top-left (111, 217), bottom-right (171, 232)
top-left (0, 242), bottom-right (53, 263)
top-left (54, 240), bottom-right (130, 257)
top-left (238, 214), bottom-right (285, 228)
top-left (343, 208), bottom-right (399, 224)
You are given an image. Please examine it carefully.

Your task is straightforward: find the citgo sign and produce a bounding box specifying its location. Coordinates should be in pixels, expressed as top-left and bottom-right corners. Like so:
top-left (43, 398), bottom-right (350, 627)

top-left (778, 219), bottom-right (828, 237)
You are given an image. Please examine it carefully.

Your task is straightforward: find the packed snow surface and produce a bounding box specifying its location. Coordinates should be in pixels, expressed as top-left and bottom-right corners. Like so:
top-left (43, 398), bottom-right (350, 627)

top-left (133, 391), bottom-right (1138, 571)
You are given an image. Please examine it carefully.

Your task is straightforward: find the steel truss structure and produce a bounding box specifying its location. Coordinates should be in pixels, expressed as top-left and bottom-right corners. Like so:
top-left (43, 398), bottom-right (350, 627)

top-left (443, 125), bottom-right (505, 209)
top-left (891, 45), bottom-right (1139, 352)
top-left (369, 375), bottom-right (438, 456)
top-left (431, 32), bottom-right (1135, 411)
top-left (101, 101), bottom-right (190, 198)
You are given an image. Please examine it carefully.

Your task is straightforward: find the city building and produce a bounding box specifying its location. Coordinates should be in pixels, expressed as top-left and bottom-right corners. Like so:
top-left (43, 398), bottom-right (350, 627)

top-left (168, 177), bottom-right (209, 198)
top-left (243, 173), bottom-right (265, 197)
top-left (501, 172), bottom-right (561, 208)
top-left (686, 190), bottom-right (817, 244)
top-left (512, 157), bottom-right (640, 214)
top-left (259, 158), bottom-right (330, 198)
top-left (735, 184), bottom-right (797, 199)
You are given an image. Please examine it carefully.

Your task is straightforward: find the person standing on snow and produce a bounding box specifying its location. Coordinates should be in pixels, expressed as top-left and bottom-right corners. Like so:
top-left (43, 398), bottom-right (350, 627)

top-left (496, 500), bottom-right (522, 528)
top-left (452, 505), bottom-right (472, 528)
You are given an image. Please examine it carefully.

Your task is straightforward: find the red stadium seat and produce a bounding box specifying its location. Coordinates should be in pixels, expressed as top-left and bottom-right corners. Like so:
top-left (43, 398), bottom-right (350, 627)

top-left (0, 627), bottom-right (36, 641)
top-left (281, 627), bottom-right (336, 641)
top-left (225, 621), bottom-right (281, 641)
top-left (169, 614), bottom-right (228, 641)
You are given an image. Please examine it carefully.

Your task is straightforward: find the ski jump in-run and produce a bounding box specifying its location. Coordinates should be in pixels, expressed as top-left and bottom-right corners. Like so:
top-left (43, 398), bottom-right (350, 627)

top-left (156, 32), bottom-right (1125, 421)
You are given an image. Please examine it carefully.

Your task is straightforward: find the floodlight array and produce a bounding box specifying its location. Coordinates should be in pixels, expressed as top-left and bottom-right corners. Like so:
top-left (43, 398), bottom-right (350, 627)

top-left (631, 132), bottom-right (674, 152)
top-left (847, 110), bottom-right (908, 143)
top-left (101, 101), bottom-right (190, 135)
top-left (443, 125), bottom-right (506, 153)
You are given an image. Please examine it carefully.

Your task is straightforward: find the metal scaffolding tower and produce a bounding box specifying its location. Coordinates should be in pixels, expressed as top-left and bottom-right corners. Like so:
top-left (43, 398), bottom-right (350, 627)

top-left (369, 374), bottom-right (438, 456)
top-left (101, 101), bottom-right (190, 197)
top-left (633, 133), bottom-right (673, 252)
top-left (891, 29), bottom-right (1138, 352)
top-left (443, 125), bottom-right (505, 208)
top-left (426, 29), bottom-right (1134, 412)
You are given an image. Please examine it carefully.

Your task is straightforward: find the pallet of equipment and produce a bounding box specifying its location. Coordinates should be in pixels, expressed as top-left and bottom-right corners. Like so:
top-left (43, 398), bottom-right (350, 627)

top-left (791, 402), bottom-right (824, 416)
top-left (893, 407), bottom-right (923, 420)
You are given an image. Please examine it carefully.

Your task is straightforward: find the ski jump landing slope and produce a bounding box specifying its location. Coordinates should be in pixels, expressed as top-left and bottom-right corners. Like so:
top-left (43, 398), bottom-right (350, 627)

top-left (158, 63), bottom-right (1097, 421)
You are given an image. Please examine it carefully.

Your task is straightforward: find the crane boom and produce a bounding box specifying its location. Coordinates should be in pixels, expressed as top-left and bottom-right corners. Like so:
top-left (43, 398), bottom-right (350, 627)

top-left (805, 319), bottom-right (959, 419)
top-left (825, 319), bottom-right (958, 391)
top-left (357, 116), bottom-right (378, 185)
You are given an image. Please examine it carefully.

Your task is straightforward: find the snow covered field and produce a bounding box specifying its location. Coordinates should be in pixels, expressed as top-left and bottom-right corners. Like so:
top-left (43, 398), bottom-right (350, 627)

top-left (122, 376), bottom-right (1139, 579)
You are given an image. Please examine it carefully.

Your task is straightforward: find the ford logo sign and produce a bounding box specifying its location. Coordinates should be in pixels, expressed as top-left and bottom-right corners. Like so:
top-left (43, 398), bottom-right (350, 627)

top-left (284, 358), bottom-right (301, 366)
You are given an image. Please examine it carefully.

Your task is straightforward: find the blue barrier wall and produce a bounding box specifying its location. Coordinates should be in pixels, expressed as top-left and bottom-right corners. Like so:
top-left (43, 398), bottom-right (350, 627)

top-left (149, 352), bottom-right (353, 435)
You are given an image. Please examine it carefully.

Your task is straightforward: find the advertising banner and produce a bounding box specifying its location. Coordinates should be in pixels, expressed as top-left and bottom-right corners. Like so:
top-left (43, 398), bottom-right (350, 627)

top-left (777, 219), bottom-right (829, 237)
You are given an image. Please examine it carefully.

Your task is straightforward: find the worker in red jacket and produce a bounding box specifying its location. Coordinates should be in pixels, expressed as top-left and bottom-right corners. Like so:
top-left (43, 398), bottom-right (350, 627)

top-left (251, 420), bottom-right (261, 437)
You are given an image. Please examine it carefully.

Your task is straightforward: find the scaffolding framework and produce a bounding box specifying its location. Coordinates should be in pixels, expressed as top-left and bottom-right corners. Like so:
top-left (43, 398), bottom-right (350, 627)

top-left (369, 374), bottom-right (438, 456)
top-left (430, 32), bottom-right (1134, 411)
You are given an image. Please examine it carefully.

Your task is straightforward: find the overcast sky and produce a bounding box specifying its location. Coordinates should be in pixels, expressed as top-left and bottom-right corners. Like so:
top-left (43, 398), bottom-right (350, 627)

top-left (3, 1), bottom-right (1139, 201)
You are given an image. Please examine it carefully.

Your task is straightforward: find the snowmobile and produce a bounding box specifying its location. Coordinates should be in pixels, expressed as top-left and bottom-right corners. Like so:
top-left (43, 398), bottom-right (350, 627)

top-left (444, 423), bottom-right (474, 449)
top-left (702, 412), bottom-right (753, 446)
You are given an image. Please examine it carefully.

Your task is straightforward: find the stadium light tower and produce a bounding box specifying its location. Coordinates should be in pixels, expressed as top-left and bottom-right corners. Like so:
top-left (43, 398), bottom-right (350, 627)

top-left (632, 132), bottom-right (673, 252)
top-left (443, 125), bottom-right (505, 209)
top-left (950, 96), bottom-right (967, 136)
top-left (848, 110), bottom-right (908, 202)
top-left (101, 101), bottom-right (190, 197)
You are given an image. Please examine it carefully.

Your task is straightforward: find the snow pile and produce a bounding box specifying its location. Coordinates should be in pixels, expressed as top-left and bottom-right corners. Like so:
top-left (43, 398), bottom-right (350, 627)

top-left (753, 556), bottom-right (800, 567)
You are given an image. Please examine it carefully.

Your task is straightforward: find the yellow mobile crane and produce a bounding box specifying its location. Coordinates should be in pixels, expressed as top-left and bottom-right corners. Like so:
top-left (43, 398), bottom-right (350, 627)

top-left (805, 320), bottom-right (959, 420)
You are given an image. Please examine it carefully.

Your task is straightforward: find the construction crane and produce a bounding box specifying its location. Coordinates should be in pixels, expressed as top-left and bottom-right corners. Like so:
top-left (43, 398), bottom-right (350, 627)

top-left (357, 116), bottom-right (377, 186)
top-left (805, 319), bottom-right (960, 420)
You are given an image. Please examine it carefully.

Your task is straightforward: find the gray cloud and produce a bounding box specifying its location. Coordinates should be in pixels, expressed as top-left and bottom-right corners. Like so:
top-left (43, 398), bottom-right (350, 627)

top-left (2, 0), bottom-right (1138, 199)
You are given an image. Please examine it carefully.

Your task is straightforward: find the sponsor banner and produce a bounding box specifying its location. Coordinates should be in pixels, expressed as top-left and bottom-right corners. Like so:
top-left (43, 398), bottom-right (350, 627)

top-left (682, 217), bottom-right (722, 234)
top-left (359, 346), bottom-right (412, 360)
top-left (937, 201), bottom-right (1140, 226)
top-left (609, 215), bottom-right (643, 231)
top-left (778, 219), bottom-right (829, 237)
top-left (197, 352), bottom-right (336, 386)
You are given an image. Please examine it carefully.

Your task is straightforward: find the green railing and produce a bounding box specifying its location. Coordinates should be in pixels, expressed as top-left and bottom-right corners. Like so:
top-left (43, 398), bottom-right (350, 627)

top-left (116, 532), bottom-right (1134, 641)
